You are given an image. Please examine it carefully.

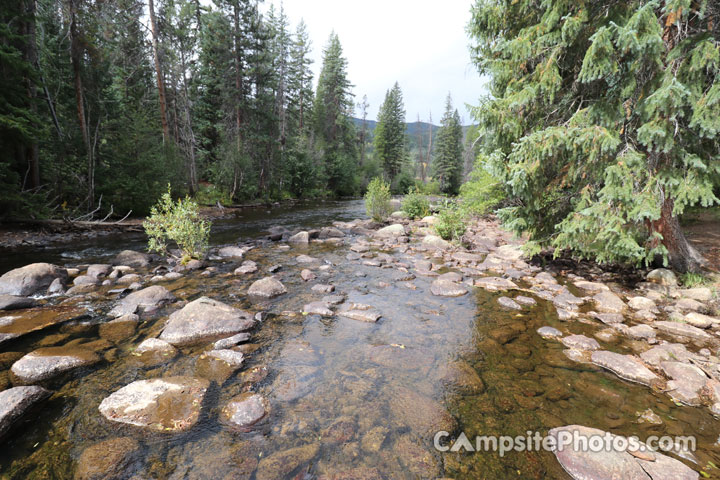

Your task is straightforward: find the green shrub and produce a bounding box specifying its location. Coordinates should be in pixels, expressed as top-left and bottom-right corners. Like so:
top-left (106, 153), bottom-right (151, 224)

top-left (417, 179), bottom-right (441, 195)
top-left (365, 177), bottom-right (392, 222)
top-left (679, 272), bottom-right (711, 288)
top-left (195, 183), bottom-right (232, 206)
top-left (459, 155), bottom-right (505, 216)
top-left (144, 186), bottom-right (211, 263)
top-left (435, 201), bottom-right (467, 241)
top-left (402, 188), bottom-right (430, 219)
top-left (391, 170), bottom-right (415, 195)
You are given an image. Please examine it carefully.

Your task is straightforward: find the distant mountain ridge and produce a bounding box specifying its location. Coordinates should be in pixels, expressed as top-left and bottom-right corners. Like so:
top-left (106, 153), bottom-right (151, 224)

top-left (351, 117), bottom-right (440, 137)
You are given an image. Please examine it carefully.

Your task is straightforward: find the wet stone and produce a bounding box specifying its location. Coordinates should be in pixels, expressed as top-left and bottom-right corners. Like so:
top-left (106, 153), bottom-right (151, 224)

top-left (247, 277), bottom-right (287, 298)
top-left (98, 376), bottom-right (209, 432)
top-left (74, 437), bottom-right (141, 480)
top-left (0, 386), bottom-right (51, 440)
top-left (389, 386), bottom-right (457, 437)
top-left (593, 291), bottom-right (626, 314)
top-left (0, 305), bottom-right (86, 345)
top-left (0, 295), bottom-right (37, 311)
top-left (0, 263), bottom-right (68, 296)
top-left (474, 277), bottom-right (518, 291)
top-left (218, 246), bottom-right (247, 258)
top-left (11, 346), bottom-right (100, 384)
top-left (661, 361), bottom-right (707, 406)
top-left (132, 338), bottom-right (178, 367)
top-left (640, 343), bottom-right (695, 367)
top-left (220, 392), bottom-right (269, 432)
top-left (113, 250), bottom-right (151, 268)
top-left (311, 284), bottom-right (335, 293)
top-left (338, 308), bottom-right (381, 323)
top-left (537, 326), bottom-right (563, 340)
top-left (300, 269), bottom-right (316, 281)
top-left (234, 261), bottom-right (258, 275)
top-left (590, 351), bottom-right (661, 387)
top-left (497, 296), bottom-right (522, 310)
top-left (590, 312), bottom-right (625, 325)
top-left (561, 334), bottom-right (600, 351)
top-left (430, 279), bottom-right (468, 297)
top-left (255, 443), bottom-right (320, 480)
top-left (213, 332), bottom-right (251, 350)
top-left (515, 295), bottom-right (537, 306)
top-left (99, 314), bottom-right (139, 343)
top-left (109, 286), bottom-right (176, 317)
top-left (159, 297), bottom-right (255, 346)
top-left (550, 425), bottom-right (697, 480)
top-left (653, 320), bottom-right (712, 342)
top-left (303, 301), bottom-right (334, 317)
top-left (196, 349), bottom-right (245, 383)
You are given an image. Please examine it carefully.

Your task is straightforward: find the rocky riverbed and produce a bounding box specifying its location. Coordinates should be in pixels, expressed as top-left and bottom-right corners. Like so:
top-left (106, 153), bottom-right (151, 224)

top-left (0, 209), bottom-right (718, 479)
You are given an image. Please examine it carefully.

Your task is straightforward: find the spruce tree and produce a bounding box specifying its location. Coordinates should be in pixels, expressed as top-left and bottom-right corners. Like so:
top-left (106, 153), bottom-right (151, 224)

top-left (374, 82), bottom-right (407, 181)
top-left (469, 0), bottom-right (720, 272)
top-left (433, 94), bottom-right (463, 195)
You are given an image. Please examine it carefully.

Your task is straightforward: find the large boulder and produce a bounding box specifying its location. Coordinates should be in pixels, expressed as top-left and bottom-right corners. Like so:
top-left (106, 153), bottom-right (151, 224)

top-left (0, 263), bottom-right (67, 296)
top-left (109, 286), bottom-right (176, 317)
top-left (549, 425), bottom-right (698, 480)
top-left (98, 377), bottom-right (209, 432)
top-left (11, 346), bottom-right (100, 384)
top-left (647, 268), bottom-right (678, 286)
top-left (0, 386), bottom-right (51, 440)
top-left (248, 277), bottom-right (287, 298)
top-left (112, 250), bottom-right (151, 268)
top-left (159, 297), bottom-right (255, 345)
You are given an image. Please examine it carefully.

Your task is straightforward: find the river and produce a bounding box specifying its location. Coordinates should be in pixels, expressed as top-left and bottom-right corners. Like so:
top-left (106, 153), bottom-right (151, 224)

top-left (0, 199), bottom-right (716, 479)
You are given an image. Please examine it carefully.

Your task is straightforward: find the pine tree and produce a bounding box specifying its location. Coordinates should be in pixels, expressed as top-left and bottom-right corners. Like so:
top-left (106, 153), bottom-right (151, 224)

top-left (313, 33), bottom-right (358, 195)
top-left (433, 94), bottom-right (463, 195)
top-left (374, 82), bottom-right (407, 181)
top-left (469, 0), bottom-right (720, 272)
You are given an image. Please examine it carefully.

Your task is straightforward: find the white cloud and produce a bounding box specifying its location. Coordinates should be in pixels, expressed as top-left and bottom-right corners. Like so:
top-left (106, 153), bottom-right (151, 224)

top-left (264, 0), bottom-right (488, 124)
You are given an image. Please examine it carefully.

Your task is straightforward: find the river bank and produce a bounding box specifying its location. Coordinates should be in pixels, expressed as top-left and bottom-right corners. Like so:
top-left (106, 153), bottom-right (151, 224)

top-left (0, 208), bottom-right (718, 478)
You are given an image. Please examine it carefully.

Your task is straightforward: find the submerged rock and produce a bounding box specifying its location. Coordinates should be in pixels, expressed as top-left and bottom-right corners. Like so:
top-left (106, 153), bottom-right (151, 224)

top-left (537, 326), bottom-right (563, 339)
top-left (549, 425), bottom-right (697, 480)
top-left (99, 377), bottom-right (209, 432)
top-left (109, 286), bottom-right (176, 317)
top-left (0, 386), bottom-right (51, 440)
top-left (74, 437), bottom-right (141, 480)
top-left (303, 301), bottom-right (334, 317)
top-left (132, 338), bottom-right (178, 366)
top-left (561, 334), bottom-right (600, 351)
top-left (0, 305), bottom-right (86, 345)
top-left (196, 349), bottom-right (245, 384)
top-left (430, 279), bottom-right (468, 297)
top-left (255, 443), bottom-right (320, 480)
top-left (338, 307), bottom-right (381, 323)
top-left (159, 297), bottom-right (255, 346)
top-left (247, 277), bottom-right (287, 298)
top-left (389, 386), bottom-right (457, 437)
top-left (11, 346), bottom-right (100, 384)
top-left (220, 392), bottom-right (269, 432)
top-left (0, 263), bottom-right (67, 296)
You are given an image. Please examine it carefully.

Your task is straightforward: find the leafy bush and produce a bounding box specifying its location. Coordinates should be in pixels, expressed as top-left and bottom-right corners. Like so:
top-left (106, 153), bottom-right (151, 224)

top-left (391, 169), bottom-right (415, 195)
top-left (459, 155), bottom-right (505, 216)
top-left (365, 177), bottom-right (392, 222)
top-left (416, 179), bottom-right (441, 195)
top-left (195, 183), bottom-right (232, 206)
top-left (435, 201), bottom-right (467, 241)
top-left (679, 272), bottom-right (711, 288)
top-left (402, 188), bottom-right (430, 219)
top-left (144, 186), bottom-right (211, 263)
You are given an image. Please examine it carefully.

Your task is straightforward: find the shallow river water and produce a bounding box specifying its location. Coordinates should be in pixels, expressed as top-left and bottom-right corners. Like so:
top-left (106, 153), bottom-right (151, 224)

top-left (0, 200), bottom-right (718, 479)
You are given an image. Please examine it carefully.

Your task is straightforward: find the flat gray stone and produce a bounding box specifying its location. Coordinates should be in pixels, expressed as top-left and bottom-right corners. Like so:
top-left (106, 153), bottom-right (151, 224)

top-left (590, 351), bottom-right (661, 386)
top-left (537, 326), bottom-right (563, 339)
top-left (248, 277), bottom-right (287, 298)
top-left (654, 320), bottom-right (712, 342)
top-left (0, 295), bottom-right (37, 311)
top-left (303, 302), bottom-right (334, 317)
top-left (561, 334), bottom-right (600, 351)
top-left (474, 277), bottom-right (518, 291)
top-left (220, 393), bottom-right (269, 432)
top-left (375, 224), bottom-right (405, 238)
top-left (497, 297), bottom-right (522, 310)
top-left (113, 250), bottom-right (151, 268)
top-left (159, 297), bottom-right (255, 346)
top-left (0, 263), bottom-right (67, 296)
top-left (11, 346), bottom-right (99, 384)
top-left (218, 246), bottom-right (247, 258)
top-left (430, 280), bottom-right (468, 297)
top-left (661, 361), bottom-right (707, 406)
top-left (109, 286), bottom-right (176, 317)
top-left (593, 291), bottom-right (626, 314)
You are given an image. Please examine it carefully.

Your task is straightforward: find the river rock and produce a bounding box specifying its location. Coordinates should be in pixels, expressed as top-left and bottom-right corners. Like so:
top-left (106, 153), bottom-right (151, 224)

top-left (300, 269), bottom-right (316, 281)
top-left (311, 284), bottom-right (335, 293)
top-left (218, 246), bottom-right (246, 258)
top-left (561, 334), bottom-right (600, 351)
top-left (654, 320), bottom-right (712, 342)
top-left (0, 295), bottom-right (37, 311)
top-left (647, 268), bottom-right (678, 286)
top-left (590, 351), bottom-right (661, 386)
top-left (684, 312), bottom-right (718, 329)
top-left (680, 287), bottom-right (713, 302)
top-left (288, 231), bottom-right (310, 244)
top-left (303, 301), bottom-right (334, 317)
top-left (320, 227), bottom-right (345, 238)
top-left (538, 326), bottom-right (563, 339)
top-left (159, 297), bottom-right (255, 346)
top-left (393, 434), bottom-right (442, 478)
top-left (375, 224), bottom-right (405, 237)
top-left (438, 360), bottom-right (485, 394)
top-left (73, 275), bottom-right (100, 286)
top-left (627, 296), bottom-right (656, 311)
top-left (422, 235), bottom-right (451, 250)
top-left (132, 338), bottom-right (177, 366)
top-left (234, 261), bottom-right (258, 274)
top-left (113, 250), bottom-right (150, 268)
top-left (221, 393), bottom-right (269, 432)
top-left (47, 278), bottom-right (65, 295)
top-left (0, 386), bottom-right (51, 440)
top-left (255, 443), bottom-right (320, 480)
top-left (196, 349), bottom-right (245, 384)
top-left (626, 324), bottom-right (656, 341)
top-left (430, 279), bottom-right (468, 297)
top-left (109, 286), bottom-right (176, 317)
top-left (590, 312), bottom-right (625, 324)
top-left (98, 377), bottom-right (209, 432)
top-left (338, 307), bottom-right (381, 323)
top-left (0, 263), bottom-right (67, 296)
top-left (593, 291), bottom-right (626, 313)
top-left (661, 361), bottom-right (707, 406)
top-left (11, 346), bottom-right (100, 384)
top-left (497, 296), bottom-right (522, 310)
top-left (389, 386), bottom-right (457, 437)
top-left (474, 277), bottom-right (518, 291)
top-left (549, 425), bottom-right (697, 480)
top-left (99, 314), bottom-right (139, 343)
top-left (675, 298), bottom-right (704, 312)
top-left (248, 277), bottom-right (287, 298)
top-left (74, 437), bottom-right (142, 480)
top-left (213, 332), bottom-right (251, 350)
top-left (573, 280), bottom-right (609, 293)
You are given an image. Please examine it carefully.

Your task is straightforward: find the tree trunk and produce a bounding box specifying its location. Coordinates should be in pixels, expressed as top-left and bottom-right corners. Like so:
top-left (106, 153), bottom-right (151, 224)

top-left (22, 0), bottom-right (40, 189)
top-left (67, 0), bottom-right (93, 208)
top-left (148, 0), bottom-right (170, 144)
top-left (651, 194), bottom-right (706, 273)
top-left (232, 1), bottom-right (243, 171)
top-left (179, 50), bottom-right (198, 195)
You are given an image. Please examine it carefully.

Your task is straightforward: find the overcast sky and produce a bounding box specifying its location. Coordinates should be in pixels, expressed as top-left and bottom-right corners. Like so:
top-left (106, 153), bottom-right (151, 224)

top-left (263, 0), bottom-right (487, 125)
